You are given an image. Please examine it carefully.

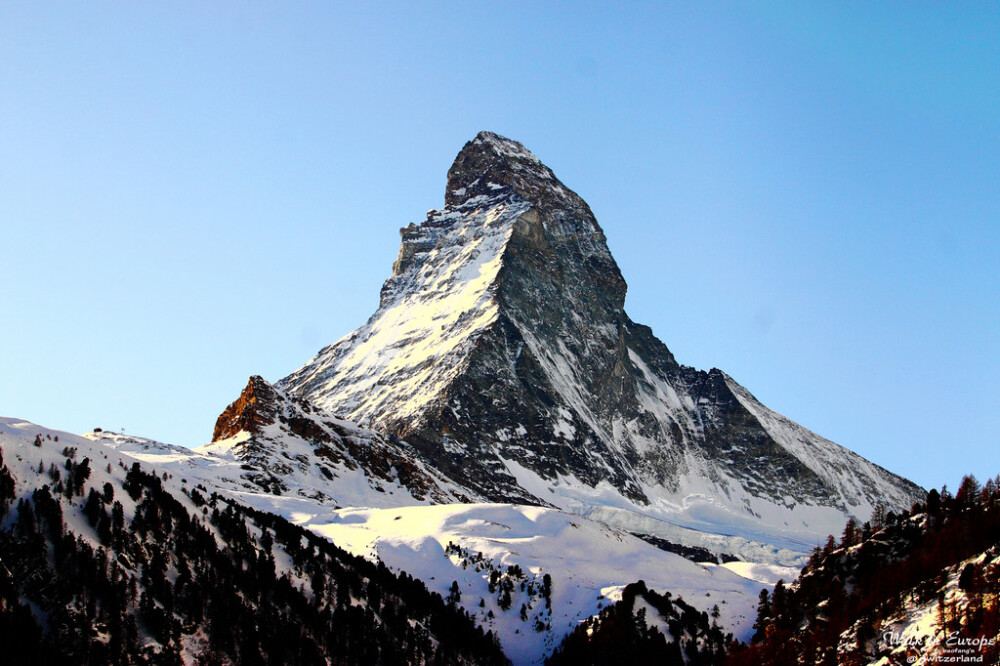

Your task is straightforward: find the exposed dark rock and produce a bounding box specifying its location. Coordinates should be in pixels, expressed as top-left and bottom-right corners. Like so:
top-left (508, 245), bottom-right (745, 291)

top-left (632, 533), bottom-right (732, 565)
top-left (212, 375), bottom-right (279, 442)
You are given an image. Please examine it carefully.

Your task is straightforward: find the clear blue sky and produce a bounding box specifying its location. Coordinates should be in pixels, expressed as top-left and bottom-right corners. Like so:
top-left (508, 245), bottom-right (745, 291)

top-left (2, 2), bottom-right (997, 491)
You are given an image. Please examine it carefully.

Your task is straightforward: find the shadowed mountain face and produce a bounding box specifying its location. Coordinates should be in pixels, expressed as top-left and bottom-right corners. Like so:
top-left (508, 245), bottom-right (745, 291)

top-left (280, 131), bottom-right (922, 536)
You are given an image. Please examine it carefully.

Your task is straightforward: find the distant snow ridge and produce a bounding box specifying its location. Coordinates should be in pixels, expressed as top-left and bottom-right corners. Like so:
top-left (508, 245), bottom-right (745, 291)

top-left (281, 131), bottom-right (924, 549)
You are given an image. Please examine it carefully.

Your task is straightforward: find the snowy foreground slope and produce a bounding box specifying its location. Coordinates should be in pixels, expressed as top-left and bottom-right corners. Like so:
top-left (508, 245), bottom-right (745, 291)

top-left (107, 430), bottom-right (776, 664)
top-left (1, 416), bottom-right (781, 664)
top-left (0, 417), bottom-right (506, 664)
top-left (299, 503), bottom-right (772, 665)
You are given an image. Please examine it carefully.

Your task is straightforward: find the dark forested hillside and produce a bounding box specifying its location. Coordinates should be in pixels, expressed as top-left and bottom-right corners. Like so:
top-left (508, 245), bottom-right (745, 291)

top-left (546, 580), bottom-right (731, 666)
top-left (727, 475), bottom-right (1000, 666)
top-left (0, 442), bottom-right (508, 665)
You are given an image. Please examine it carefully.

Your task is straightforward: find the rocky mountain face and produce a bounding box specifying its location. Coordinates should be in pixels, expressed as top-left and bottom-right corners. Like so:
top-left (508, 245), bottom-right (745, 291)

top-left (203, 375), bottom-right (472, 507)
top-left (280, 131), bottom-right (922, 545)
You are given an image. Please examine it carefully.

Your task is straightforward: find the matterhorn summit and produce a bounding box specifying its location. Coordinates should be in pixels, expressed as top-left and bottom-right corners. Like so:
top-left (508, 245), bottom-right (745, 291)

top-left (281, 131), bottom-right (921, 547)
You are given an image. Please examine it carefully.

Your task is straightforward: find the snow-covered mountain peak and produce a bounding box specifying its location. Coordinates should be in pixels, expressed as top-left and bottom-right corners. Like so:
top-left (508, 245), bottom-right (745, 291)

top-left (444, 131), bottom-right (571, 208)
top-left (280, 133), bottom-right (922, 550)
top-left (284, 132), bottom-right (626, 436)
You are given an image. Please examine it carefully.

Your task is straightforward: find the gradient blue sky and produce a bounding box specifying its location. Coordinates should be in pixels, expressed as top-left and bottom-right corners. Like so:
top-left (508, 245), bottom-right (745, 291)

top-left (2, 2), bottom-right (997, 491)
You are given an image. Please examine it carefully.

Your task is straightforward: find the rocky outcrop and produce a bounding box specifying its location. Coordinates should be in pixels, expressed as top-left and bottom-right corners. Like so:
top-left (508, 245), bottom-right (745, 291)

top-left (212, 375), bottom-right (280, 442)
top-left (205, 376), bottom-right (473, 505)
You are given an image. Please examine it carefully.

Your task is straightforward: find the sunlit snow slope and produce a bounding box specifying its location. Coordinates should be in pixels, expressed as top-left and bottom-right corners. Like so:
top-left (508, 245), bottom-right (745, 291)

top-left (301, 503), bottom-right (768, 666)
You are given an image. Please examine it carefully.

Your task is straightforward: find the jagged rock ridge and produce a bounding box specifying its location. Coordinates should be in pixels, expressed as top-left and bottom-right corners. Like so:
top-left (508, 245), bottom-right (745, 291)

top-left (203, 375), bottom-right (472, 506)
top-left (281, 131), bottom-right (922, 544)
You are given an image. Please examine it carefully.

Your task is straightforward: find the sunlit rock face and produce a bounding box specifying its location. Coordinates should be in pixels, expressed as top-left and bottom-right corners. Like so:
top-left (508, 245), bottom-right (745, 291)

top-left (281, 131), bottom-right (922, 537)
